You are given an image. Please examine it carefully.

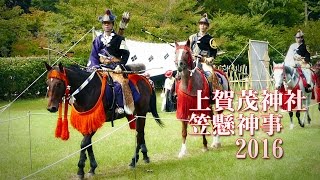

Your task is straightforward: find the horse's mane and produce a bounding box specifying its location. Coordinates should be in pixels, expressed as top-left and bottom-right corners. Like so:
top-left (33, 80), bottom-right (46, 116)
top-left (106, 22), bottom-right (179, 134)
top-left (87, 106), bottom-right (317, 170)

top-left (67, 65), bottom-right (90, 77)
top-left (284, 65), bottom-right (293, 76)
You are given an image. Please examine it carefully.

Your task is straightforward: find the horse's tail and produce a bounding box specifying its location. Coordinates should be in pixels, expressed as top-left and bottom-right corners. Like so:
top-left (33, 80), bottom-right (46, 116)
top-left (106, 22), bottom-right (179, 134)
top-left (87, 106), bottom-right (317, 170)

top-left (149, 89), bottom-right (164, 127)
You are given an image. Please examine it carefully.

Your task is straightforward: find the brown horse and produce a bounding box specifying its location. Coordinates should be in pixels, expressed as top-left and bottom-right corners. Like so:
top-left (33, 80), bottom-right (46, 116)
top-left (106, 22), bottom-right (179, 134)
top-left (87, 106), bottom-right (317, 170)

top-left (45, 62), bottom-right (163, 179)
top-left (174, 41), bottom-right (228, 158)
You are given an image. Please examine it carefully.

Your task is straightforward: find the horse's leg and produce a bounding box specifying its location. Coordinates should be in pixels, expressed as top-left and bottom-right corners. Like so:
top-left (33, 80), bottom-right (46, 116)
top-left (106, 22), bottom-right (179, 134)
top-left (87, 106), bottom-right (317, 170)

top-left (304, 106), bottom-right (311, 125)
top-left (318, 103), bottom-right (320, 111)
top-left (87, 132), bottom-right (97, 177)
top-left (306, 96), bottom-right (311, 125)
top-left (202, 130), bottom-right (208, 152)
top-left (77, 134), bottom-right (92, 179)
top-left (211, 135), bottom-right (221, 148)
top-left (138, 117), bottom-right (150, 164)
top-left (178, 121), bottom-right (188, 158)
top-left (307, 107), bottom-right (311, 124)
top-left (129, 116), bottom-right (148, 168)
top-left (296, 111), bottom-right (304, 127)
top-left (129, 144), bottom-right (141, 168)
top-left (211, 111), bottom-right (222, 148)
top-left (289, 111), bottom-right (294, 129)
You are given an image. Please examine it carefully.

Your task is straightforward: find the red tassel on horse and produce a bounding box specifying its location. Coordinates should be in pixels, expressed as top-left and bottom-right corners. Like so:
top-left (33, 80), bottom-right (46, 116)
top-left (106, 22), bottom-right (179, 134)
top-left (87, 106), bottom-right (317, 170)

top-left (61, 99), bottom-right (70, 140)
top-left (61, 117), bottom-right (69, 140)
top-left (55, 117), bottom-right (62, 138)
top-left (55, 103), bottom-right (63, 138)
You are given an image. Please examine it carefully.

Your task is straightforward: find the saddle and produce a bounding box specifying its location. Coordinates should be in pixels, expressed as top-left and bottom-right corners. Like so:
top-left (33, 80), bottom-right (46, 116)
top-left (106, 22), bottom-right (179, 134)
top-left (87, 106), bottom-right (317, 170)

top-left (201, 62), bottom-right (223, 91)
top-left (104, 72), bottom-right (147, 129)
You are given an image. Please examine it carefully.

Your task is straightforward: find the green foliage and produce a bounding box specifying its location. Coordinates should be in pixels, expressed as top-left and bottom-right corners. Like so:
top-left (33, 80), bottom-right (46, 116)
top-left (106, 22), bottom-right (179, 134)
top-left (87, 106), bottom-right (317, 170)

top-left (3, 0), bottom-right (31, 13)
top-left (199, 0), bottom-right (249, 15)
top-left (31, 0), bottom-right (59, 12)
top-left (0, 5), bottom-right (28, 57)
top-left (0, 57), bottom-right (47, 100)
top-left (0, 57), bottom-right (87, 100)
top-left (212, 13), bottom-right (289, 65)
top-left (0, 0), bottom-right (320, 64)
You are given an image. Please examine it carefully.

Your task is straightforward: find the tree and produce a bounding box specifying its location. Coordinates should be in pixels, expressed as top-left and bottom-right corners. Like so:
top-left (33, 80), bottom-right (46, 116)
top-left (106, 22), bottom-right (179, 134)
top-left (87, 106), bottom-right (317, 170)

top-left (0, 4), bottom-right (29, 57)
top-left (31, 0), bottom-right (59, 12)
top-left (3, 0), bottom-right (31, 13)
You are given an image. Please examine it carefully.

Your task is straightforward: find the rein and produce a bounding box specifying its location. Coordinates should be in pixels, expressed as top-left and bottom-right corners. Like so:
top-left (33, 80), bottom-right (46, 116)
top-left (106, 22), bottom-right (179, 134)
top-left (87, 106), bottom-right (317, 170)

top-left (273, 65), bottom-right (295, 84)
top-left (273, 65), bottom-right (301, 91)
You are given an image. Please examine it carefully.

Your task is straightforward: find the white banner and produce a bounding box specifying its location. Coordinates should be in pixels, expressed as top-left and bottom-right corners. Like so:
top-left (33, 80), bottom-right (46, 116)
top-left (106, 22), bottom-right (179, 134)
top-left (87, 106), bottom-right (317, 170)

top-left (126, 40), bottom-right (179, 77)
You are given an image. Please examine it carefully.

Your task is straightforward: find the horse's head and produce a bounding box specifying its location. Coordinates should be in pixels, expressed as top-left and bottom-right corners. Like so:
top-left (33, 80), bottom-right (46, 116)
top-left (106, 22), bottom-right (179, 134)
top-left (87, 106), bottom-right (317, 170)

top-left (273, 62), bottom-right (285, 90)
top-left (45, 62), bottom-right (68, 112)
top-left (174, 40), bottom-right (193, 73)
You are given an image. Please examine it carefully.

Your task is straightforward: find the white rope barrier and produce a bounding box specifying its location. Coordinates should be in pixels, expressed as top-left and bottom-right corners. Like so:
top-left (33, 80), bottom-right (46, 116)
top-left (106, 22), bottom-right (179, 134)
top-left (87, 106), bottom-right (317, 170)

top-left (21, 116), bottom-right (137, 179)
top-left (228, 43), bottom-right (249, 67)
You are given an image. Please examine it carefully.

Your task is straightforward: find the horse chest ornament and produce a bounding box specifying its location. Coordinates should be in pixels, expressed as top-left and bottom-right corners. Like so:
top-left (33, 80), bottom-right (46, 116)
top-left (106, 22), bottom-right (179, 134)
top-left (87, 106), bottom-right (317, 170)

top-left (47, 67), bottom-right (107, 140)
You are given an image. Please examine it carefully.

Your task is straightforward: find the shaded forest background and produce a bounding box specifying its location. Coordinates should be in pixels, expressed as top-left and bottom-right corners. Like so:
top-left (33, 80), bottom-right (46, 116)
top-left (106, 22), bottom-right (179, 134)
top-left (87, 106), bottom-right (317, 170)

top-left (1, 0), bottom-right (320, 65)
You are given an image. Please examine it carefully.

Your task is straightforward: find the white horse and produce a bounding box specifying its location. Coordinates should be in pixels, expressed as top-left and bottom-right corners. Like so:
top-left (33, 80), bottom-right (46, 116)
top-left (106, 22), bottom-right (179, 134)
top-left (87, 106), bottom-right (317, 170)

top-left (273, 62), bottom-right (313, 129)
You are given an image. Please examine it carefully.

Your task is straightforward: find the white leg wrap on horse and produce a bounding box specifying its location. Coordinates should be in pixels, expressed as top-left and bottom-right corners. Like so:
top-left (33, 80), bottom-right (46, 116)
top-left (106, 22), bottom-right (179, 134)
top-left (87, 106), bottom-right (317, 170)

top-left (178, 143), bottom-right (187, 158)
top-left (211, 135), bottom-right (221, 148)
top-left (290, 123), bottom-right (294, 129)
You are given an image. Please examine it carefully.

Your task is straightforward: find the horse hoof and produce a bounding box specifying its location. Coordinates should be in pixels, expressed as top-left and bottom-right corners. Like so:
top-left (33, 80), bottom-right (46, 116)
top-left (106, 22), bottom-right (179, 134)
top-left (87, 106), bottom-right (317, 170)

top-left (178, 151), bottom-right (186, 158)
top-left (87, 172), bottom-right (94, 178)
top-left (143, 157), bottom-right (150, 163)
top-left (202, 148), bottom-right (209, 152)
top-left (290, 124), bottom-right (294, 129)
top-left (77, 174), bottom-right (84, 180)
top-left (129, 162), bottom-right (136, 169)
top-left (211, 143), bottom-right (221, 148)
top-left (299, 122), bottom-right (305, 127)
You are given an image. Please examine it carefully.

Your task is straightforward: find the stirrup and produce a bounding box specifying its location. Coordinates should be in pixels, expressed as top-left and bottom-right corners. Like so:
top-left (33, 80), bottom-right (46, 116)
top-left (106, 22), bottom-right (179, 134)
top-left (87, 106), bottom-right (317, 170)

top-left (115, 107), bottom-right (125, 114)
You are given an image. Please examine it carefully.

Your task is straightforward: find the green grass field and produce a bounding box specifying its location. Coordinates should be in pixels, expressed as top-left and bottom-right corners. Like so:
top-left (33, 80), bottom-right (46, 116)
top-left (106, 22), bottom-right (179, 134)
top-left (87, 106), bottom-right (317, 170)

top-left (0, 95), bottom-right (319, 180)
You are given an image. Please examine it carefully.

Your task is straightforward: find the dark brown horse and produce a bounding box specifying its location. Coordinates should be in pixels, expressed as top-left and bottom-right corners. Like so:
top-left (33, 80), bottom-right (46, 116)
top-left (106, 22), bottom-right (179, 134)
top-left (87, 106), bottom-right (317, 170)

top-left (45, 62), bottom-right (163, 179)
top-left (174, 41), bottom-right (228, 158)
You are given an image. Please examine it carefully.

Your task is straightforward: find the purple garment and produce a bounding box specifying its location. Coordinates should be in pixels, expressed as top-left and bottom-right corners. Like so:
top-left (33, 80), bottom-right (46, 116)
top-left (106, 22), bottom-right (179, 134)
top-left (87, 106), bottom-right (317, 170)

top-left (87, 32), bottom-right (129, 69)
top-left (105, 80), bottom-right (141, 109)
top-left (87, 34), bottom-right (104, 68)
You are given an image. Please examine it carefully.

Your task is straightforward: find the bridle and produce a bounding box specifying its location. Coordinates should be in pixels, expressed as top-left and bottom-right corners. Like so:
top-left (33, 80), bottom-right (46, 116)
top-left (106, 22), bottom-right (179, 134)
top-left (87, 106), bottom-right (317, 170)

top-left (175, 45), bottom-right (196, 74)
top-left (273, 65), bottom-right (286, 82)
top-left (47, 68), bottom-right (70, 101)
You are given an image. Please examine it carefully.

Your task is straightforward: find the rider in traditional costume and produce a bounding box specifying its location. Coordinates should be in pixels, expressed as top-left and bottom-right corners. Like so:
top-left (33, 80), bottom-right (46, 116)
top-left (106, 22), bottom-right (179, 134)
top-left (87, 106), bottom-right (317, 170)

top-left (284, 30), bottom-right (313, 92)
top-left (87, 9), bottom-right (137, 115)
top-left (188, 13), bottom-right (221, 91)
